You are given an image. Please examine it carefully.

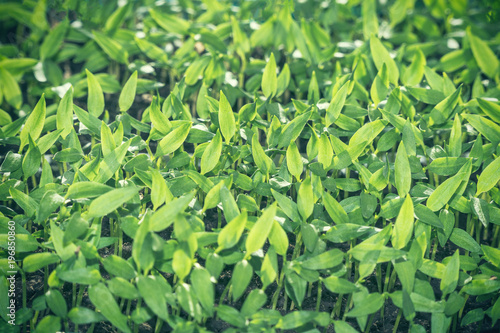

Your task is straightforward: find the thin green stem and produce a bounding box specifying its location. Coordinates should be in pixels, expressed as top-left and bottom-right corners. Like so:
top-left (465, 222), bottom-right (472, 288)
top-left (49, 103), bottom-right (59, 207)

top-left (392, 309), bottom-right (402, 333)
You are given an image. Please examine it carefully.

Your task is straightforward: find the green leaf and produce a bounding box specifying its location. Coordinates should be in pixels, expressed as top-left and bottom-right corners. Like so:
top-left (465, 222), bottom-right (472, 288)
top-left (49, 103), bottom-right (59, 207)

top-left (271, 189), bottom-right (301, 222)
top-left (477, 98), bottom-right (500, 123)
top-left (327, 80), bottom-right (349, 126)
top-left (262, 52), bottom-right (277, 98)
top-left (323, 276), bottom-right (359, 294)
top-left (461, 308), bottom-right (485, 326)
top-left (286, 141), bottom-right (303, 180)
top-left (37, 190), bottom-right (64, 223)
top-left (46, 289), bottom-right (67, 318)
top-left (88, 283), bottom-right (131, 333)
top-left (232, 259), bottom-right (253, 301)
top-left (476, 155), bottom-right (500, 195)
top-left (131, 213), bottom-right (154, 273)
top-left (63, 212), bottom-right (88, 243)
top-left (392, 195), bottom-right (414, 250)
top-left (175, 283), bottom-right (201, 319)
top-left (318, 133), bottom-right (333, 170)
top-left (463, 114), bottom-right (500, 143)
top-left (252, 132), bottom-right (273, 175)
top-left (407, 87), bottom-right (445, 104)
top-left (245, 202), bottom-right (277, 257)
top-left (102, 255), bottom-right (136, 280)
top-left (482, 245), bottom-right (500, 268)
top-left (302, 249), bottom-right (344, 270)
top-left (461, 278), bottom-right (500, 296)
top-left (66, 182), bottom-right (113, 199)
top-left (68, 307), bottom-right (104, 325)
top-left (491, 296), bottom-right (500, 326)
top-left (23, 253), bottom-right (59, 273)
top-left (467, 27), bottom-right (499, 78)
top-left (437, 209), bottom-right (454, 246)
top-left (449, 228), bottom-right (481, 253)
top-left (9, 187), bottom-right (39, 217)
top-left (172, 248), bottom-right (191, 281)
top-left (149, 97), bottom-right (171, 135)
top-left (22, 136), bottom-right (41, 178)
top-left (185, 56), bottom-right (211, 85)
top-left (20, 94), bottom-right (46, 152)
top-left (333, 321), bottom-right (360, 333)
top-left (323, 191), bottom-right (349, 225)
top-left (269, 219), bottom-right (289, 256)
top-left (362, 0), bottom-right (378, 40)
top-left (308, 71), bottom-right (320, 103)
top-left (448, 115), bottom-right (462, 157)
top-left (395, 142), bottom-right (411, 197)
top-left (56, 86), bottom-right (73, 139)
top-left (107, 277), bottom-right (138, 300)
top-left (73, 105), bottom-right (101, 136)
top-left (280, 311), bottom-right (319, 330)
top-left (370, 35), bottom-right (399, 85)
top-left (347, 119), bottom-right (386, 160)
top-left (429, 86), bottom-right (461, 125)
top-left (0, 67), bottom-right (22, 109)
top-left (277, 63), bottom-right (290, 97)
top-left (149, 9), bottom-right (189, 35)
top-left (414, 204), bottom-right (444, 229)
top-left (444, 292), bottom-right (465, 316)
top-left (34, 315), bottom-right (61, 333)
top-left (324, 223), bottom-right (373, 243)
top-left (217, 305), bottom-right (245, 328)
top-left (428, 157), bottom-right (469, 176)
top-left (221, 185), bottom-right (240, 223)
top-left (191, 266), bottom-right (214, 316)
top-left (151, 168), bottom-right (168, 210)
top-left (278, 111), bottom-right (311, 148)
top-left (200, 129), bottom-right (222, 175)
top-left (87, 186), bottom-right (139, 218)
top-left (371, 64), bottom-right (389, 106)
top-left (297, 177), bottom-right (314, 221)
top-left (403, 49), bottom-right (426, 86)
top-left (470, 197), bottom-right (489, 227)
top-left (0, 220), bottom-right (39, 253)
top-left (93, 30), bottom-right (128, 64)
top-left (137, 276), bottom-right (169, 320)
top-left (53, 148), bottom-right (83, 164)
top-left (86, 69), bottom-right (104, 118)
top-left (155, 121), bottom-right (191, 157)
top-left (440, 250), bottom-right (459, 296)
top-left (345, 292), bottom-right (384, 317)
top-left (40, 159), bottom-right (53, 187)
top-left (427, 159), bottom-right (471, 211)
top-left (218, 91), bottom-right (236, 144)
top-left (119, 71), bottom-right (137, 112)
top-left (40, 19), bottom-right (68, 60)
top-left (241, 289), bottom-right (267, 317)
top-left (360, 192), bottom-right (377, 219)
top-left (94, 139), bottom-right (131, 183)
top-left (151, 192), bottom-right (195, 231)
top-left (402, 289), bottom-right (416, 321)
top-left (100, 121), bottom-right (116, 157)
top-left (217, 211), bottom-right (247, 251)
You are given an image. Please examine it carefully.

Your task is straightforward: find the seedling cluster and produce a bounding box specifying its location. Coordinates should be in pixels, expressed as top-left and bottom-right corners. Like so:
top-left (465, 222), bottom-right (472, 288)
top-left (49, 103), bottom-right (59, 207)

top-left (0, 1), bottom-right (499, 332)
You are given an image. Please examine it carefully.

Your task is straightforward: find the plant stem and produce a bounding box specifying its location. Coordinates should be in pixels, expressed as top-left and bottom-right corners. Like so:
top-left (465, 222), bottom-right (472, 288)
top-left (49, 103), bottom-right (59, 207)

top-left (315, 281), bottom-right (322, 312)
top-left (218, 281), bottom-right (231, 306)
top-left (383, 262), bottom-right (392, 293)
top-left (332, 294), bottom-right (343, 318)
top-left (392, 309), bottom-right (402, 333)
top-left (271, 259), bottom-right (287, 309)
